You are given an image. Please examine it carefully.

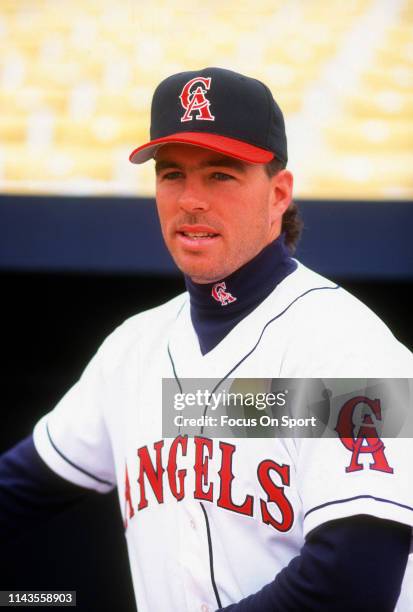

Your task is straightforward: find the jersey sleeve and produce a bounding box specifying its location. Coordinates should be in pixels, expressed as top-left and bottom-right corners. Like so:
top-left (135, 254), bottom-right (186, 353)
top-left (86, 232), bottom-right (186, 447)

top-left (33, 336), bottom-right (118, 494)
top-left (297, 436), bottom-right (413, 537)
top-left (281, 286), bottom-right (413, 533)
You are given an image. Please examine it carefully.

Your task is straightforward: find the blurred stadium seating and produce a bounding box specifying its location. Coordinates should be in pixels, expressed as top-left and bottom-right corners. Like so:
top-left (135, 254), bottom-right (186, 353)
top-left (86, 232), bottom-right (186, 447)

top-left (0, 0), bottom-right (412, 198)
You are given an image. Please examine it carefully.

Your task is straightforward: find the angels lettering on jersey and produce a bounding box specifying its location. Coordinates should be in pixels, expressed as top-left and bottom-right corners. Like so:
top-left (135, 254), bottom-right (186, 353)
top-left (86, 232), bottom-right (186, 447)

top-left (123, 436), bottom-right (294, 531)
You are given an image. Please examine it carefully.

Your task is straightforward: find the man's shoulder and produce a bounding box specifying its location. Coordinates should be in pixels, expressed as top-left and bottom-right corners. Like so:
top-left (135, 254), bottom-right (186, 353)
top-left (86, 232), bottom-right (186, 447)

top-left (93, 291), bottom-right (188, 369)
top-left (120, 291), bottom-right (188, 330)
top-left (284, 262), bottom-right (387, 329)
top-left (278, 262), bottom-right (413, 376)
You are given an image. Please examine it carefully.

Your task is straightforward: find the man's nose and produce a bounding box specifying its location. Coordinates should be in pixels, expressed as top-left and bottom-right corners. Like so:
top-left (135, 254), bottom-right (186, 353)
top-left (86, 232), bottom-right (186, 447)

top-left (177, 180), bottom-right (210, 212)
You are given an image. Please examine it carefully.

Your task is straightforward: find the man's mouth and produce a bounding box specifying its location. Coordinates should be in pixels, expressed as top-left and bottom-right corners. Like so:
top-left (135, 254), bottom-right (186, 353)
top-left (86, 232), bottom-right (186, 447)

top-left (176, 225), bottom-right (220, 244)
top-left (180, 231), bottom-right (218, 239)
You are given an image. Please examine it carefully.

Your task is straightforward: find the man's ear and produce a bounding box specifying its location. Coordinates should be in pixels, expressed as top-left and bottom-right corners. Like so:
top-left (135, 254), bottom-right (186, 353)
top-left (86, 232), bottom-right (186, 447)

top-left (270, 170), bottom-right (294, 220)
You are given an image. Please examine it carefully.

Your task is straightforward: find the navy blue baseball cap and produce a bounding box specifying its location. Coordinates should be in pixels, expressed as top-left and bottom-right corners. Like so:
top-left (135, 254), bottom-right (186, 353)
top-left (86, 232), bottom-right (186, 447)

top-left (129, 67), bottom-right (288, 165)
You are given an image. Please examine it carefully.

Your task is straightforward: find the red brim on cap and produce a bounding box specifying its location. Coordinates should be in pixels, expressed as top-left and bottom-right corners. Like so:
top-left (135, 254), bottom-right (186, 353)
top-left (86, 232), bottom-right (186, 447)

top-left (129, 132), bottom-right (274, 164)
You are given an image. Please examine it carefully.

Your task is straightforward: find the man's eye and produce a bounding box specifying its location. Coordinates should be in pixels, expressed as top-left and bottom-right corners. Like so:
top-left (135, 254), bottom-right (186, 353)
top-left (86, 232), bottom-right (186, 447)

top-left (211, 172), bottom-right (234, 181)
top-left (162, 171), bottom-right (183, 180)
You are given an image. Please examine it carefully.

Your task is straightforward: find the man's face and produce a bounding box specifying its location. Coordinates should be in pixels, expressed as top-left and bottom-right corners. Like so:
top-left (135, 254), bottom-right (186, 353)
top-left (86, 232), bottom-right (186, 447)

top-left (155, 144), bottom-right (292, 283)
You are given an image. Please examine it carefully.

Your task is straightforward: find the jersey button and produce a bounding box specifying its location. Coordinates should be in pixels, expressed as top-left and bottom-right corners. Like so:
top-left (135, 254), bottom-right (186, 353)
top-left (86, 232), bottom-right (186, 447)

top-left (190, 519), bottom-right (196, 530)
top-left (201, 605), bottom-right (210, 612)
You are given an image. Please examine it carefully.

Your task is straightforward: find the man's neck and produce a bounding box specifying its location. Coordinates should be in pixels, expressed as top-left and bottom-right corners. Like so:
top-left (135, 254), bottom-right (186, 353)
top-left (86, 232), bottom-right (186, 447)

top-left (184, 235), bottom-right (297, 354)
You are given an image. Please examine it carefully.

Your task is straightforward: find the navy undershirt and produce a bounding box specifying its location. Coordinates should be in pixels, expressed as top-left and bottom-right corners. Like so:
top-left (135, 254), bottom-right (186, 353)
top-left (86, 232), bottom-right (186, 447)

top-left (0, 436), bottom-right (95, 544)
top-left (185, 235), bottom-right (297, 354)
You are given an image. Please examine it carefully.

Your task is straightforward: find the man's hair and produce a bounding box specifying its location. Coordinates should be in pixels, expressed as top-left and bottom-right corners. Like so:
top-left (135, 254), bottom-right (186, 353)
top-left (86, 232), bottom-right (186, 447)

top-left (265, 158), bottom-right (303, 254)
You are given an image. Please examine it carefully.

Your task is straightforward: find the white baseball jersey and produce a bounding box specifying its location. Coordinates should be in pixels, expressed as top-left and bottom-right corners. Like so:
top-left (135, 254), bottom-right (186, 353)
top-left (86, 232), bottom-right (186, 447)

top-left (33, 262), bottom-right (413, 612)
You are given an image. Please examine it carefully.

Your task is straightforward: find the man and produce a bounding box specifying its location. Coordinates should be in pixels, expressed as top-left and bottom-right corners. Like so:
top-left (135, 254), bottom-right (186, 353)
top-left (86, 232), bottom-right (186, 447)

top-left (1, 67), bottom-right (412, 611)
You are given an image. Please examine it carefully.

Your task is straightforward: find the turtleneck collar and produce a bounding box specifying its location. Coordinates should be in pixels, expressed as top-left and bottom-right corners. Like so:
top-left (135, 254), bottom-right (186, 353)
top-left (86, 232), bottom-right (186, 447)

top-left (184, 234), bottom-right (297, 355)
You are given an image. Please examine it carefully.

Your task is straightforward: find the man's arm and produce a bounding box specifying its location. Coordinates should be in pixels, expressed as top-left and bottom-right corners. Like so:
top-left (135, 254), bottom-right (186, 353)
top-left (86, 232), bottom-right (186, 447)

top-left (0, 435), bottom-right (96, 543)
top-left (220, 515), bottom-right (411, 611)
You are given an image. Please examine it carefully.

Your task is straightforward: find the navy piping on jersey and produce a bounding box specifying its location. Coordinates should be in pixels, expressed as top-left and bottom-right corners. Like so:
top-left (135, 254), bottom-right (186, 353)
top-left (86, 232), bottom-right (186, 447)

top-left (46, 423), bottom-right (114, 487)
top-left (200, 502), bottom-right (223, 610)
top-left (305, 493), bottom-right (413, 519)
top-left (167, 344), bottom-right (183, 394)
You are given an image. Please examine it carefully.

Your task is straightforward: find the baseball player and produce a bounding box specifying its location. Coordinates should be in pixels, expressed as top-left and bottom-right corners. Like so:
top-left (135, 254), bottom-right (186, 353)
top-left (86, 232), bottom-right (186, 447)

top-left (1, 67), bottom-right (413, 611)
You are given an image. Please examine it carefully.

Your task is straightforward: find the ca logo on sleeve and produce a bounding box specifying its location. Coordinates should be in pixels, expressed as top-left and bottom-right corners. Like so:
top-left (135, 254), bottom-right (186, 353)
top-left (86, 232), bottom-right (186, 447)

top-left (335, 396), bottom-right (394, 474)
top-left (179, 77), bottom-right (215, 122)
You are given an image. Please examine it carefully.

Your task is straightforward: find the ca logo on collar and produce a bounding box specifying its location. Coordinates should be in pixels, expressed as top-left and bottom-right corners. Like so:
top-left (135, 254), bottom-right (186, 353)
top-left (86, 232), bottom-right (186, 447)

top-left (211, 282), bottom-right (237, 306)
top-left (179, 77), bottom-right (215, 123)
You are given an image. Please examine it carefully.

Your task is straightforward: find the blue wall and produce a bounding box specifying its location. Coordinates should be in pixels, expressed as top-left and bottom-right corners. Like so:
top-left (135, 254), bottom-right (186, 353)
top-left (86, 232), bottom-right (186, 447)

top-left (1, 195), bottom-right (412, 279)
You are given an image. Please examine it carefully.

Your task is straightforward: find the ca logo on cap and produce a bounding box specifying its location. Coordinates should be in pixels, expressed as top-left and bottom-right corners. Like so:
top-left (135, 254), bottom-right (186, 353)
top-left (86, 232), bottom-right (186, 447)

top-left (179, 77), bottom-right (215, 123)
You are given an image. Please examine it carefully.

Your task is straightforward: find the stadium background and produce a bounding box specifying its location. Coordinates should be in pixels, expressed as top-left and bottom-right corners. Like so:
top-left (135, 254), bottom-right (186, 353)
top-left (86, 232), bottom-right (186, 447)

top-left (1, 0), bottom-right (412, 610)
